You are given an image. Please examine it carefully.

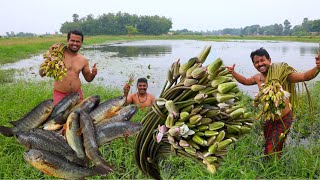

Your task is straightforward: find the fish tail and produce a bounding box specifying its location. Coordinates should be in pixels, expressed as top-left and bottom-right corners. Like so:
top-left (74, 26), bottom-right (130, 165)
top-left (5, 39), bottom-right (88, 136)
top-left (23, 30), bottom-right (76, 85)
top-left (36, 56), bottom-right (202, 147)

top-left (96, 161), bottom-right (114, 174)
top-left (0, 126), bottom-right (13, 137)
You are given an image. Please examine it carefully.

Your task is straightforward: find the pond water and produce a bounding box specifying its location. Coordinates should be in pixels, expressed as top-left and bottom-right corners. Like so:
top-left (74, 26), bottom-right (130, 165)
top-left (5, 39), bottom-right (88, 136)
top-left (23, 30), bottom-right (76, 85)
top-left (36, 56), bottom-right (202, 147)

top-left (1, 40), bottom-right (319, 97)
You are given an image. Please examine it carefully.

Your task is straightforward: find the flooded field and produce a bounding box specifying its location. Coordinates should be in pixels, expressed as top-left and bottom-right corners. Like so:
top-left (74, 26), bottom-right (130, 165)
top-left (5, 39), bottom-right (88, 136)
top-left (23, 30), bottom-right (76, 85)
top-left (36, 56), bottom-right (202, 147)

top-left (1, 40), bottom-right (319, 97)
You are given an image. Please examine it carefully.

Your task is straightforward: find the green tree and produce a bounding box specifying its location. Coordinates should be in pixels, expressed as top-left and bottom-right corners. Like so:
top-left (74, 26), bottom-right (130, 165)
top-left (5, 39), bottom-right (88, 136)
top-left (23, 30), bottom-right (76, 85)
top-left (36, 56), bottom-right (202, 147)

top-left (72, 14), bottom-right (79, 22)
top-left (125, 25), bottom-right (139, 35)
top-left (283, 19), bottom-right (292, 35)
top-left (310, 20), bottom-right (320, 32)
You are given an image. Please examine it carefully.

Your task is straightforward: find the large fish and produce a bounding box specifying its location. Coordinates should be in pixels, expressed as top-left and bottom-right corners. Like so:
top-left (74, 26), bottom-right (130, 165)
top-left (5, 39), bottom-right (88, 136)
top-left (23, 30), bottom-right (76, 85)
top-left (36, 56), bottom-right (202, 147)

top-left (16, 129), bottom-right (85, 166)
top-left (63, 112), bottom-right (86, 160)
top-left (23, 149), bottom-right (107, 179)
top-left (69, 95), bottom-right (100, 113)
top-left (0, 99), bottom-right (54, 137)
top-left (90, 96), bottom-right (126, 124)
top-left (95, 121), bottom-right (143, 146)
top-left (79, 111), bottom-right (113, 173)
top-left (43, 93), bottom-right (80, 130)
top-left (95, 104), bottom-right (138, 128)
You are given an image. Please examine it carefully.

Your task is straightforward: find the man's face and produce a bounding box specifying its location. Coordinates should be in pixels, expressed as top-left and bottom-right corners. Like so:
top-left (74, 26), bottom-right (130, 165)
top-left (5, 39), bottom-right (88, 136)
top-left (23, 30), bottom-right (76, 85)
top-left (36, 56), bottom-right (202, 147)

top-left (253, 55), bottom-right (271, 74)
top-left (67, 33), bottom-right (82, 53)
top-left (137, 82), bottom-right (148, 94)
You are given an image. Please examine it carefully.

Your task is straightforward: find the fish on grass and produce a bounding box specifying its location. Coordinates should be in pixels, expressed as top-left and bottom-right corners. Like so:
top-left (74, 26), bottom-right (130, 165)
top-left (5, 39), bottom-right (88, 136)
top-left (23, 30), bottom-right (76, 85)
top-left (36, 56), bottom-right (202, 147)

top-left (16, 128), bottom-right (85, 166)
top-left (23, 149), bottom-right (108, 179)
top-left (0, 99), bottom-right (54, 137)
top-left (79, 110), bottom-right (113, 173)
top-left (63, 112), bottom-right (86, 160)
top-left (90, 96), bottom-right (126, 124)
top-left (95, 104), bottom-right (138, 128)
top-left (43, 93), bottom-right (80, 130)
top-left (95, 121), bottom-right (143, 146)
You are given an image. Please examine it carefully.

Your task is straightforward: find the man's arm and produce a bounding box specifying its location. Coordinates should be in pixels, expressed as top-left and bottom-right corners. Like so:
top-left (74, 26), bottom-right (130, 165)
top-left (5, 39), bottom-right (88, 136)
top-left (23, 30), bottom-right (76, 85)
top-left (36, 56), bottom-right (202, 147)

top-left (287, 57), bottom-right (320, 83)
top-left (226, 64), bottom-right (257, 85)
top-left (82, 62), bottom-right (97, 82)
top-left (126, 94), bottom-right (133, 105)
top-left (150, 94), bottom-right (156, 104)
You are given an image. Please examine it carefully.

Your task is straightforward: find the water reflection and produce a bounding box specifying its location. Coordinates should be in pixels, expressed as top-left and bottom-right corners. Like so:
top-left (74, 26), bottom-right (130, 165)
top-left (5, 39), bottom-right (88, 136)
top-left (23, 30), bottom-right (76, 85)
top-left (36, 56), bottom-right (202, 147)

top-left (84, 44), bottom-right (172, 58)
top-left (1, 40), bottom-right (319, 98)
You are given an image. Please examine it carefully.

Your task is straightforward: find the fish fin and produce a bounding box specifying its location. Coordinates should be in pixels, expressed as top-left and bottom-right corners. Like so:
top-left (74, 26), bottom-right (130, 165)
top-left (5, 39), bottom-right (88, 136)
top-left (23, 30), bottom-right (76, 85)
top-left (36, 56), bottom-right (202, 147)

top-left (0, 126), bottom-right (13, 137)
top-left (9, 121), bottom-right (18, 126)
top-left (61, 124), bottom-right (67, 136)
top-left (76, 127), bottom-right (82, 136)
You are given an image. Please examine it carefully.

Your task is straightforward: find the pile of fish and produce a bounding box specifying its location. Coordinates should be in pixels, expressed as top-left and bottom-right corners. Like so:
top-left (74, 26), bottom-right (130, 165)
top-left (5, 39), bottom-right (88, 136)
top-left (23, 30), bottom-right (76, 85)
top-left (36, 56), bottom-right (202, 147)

top-left (0, 93), bottom-right (143, 179)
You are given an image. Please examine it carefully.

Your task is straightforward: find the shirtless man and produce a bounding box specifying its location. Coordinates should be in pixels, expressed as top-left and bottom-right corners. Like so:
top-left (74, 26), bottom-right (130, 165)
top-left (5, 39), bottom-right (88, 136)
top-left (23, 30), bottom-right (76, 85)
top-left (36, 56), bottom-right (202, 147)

top-left (226, 47), bottom-right (320, 156)
top-left (39, 30), bottom-right (97, 105)
top-left (123, 78), bottom-right (156, 109)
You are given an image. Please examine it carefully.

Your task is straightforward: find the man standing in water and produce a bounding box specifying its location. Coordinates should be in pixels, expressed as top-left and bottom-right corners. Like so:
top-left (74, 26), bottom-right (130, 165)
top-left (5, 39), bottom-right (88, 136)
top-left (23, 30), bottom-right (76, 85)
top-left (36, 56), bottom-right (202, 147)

top-left (123, 77), bottom-right (156, 109)
top-left (39, 30), bottom-right (97, 105)
top-left (226, 47), bottom-right (320, 157)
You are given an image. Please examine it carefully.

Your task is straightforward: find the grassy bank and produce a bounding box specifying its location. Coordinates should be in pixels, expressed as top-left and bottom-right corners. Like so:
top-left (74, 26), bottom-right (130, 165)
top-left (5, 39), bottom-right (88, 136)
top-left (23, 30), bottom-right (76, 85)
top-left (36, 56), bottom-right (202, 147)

top-left (1, 34), bottom-right (320, 65)
top-left (0, 80), bottom-right (319, 179)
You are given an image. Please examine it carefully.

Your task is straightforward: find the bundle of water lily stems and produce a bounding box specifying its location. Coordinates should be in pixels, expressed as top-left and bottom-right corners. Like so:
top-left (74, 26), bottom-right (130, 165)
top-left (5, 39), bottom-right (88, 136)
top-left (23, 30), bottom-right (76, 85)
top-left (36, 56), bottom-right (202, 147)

top-left (134, 46), bottom-right (255, 179)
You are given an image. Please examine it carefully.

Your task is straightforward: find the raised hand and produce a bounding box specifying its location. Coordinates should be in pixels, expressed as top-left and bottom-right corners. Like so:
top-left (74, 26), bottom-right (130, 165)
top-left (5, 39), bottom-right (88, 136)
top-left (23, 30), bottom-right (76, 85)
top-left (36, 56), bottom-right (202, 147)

top-left (92, 63), bottom-right (97, 76)
top-left (226, 64), bottom-right (236, 74)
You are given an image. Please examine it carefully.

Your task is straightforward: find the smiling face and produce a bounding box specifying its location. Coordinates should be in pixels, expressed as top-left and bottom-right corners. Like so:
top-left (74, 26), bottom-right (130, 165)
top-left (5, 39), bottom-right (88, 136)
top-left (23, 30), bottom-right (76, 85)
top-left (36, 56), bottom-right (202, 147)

top-left (252, 55), bottom-right (271, 74)
top-left (67, 33), bottom-right (82, 53)
top-left (137, 82), bottom-right (148, 94)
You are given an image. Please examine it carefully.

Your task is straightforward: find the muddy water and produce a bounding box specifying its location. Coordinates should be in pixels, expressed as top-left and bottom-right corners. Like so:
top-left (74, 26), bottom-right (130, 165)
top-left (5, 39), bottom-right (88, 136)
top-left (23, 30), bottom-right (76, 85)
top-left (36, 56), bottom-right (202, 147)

top-left (1, 40), bottom-right (319, 97)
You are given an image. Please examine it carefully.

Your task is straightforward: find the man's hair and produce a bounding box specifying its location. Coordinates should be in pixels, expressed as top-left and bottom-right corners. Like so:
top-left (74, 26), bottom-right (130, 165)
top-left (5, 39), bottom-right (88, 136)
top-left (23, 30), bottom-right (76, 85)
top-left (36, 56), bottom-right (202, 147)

top-left (250, 47), bottom-right (270, 62)
top-left (67, 30), bottom-right (84, 42)
top-left (137, 78), bottom-right (148, 85)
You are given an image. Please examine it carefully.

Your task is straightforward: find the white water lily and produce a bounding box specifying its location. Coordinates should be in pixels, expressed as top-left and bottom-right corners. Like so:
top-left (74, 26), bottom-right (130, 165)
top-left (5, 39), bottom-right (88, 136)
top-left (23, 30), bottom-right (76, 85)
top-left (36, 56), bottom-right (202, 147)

top-left (179, 124), bottom-right (189, 136)
top-left (182, 129), bottom-right (195, 138)
top-left (179, 124), bottom-right (195, 138)
top-left (217, 103), bottom-right (230, 109)
top-left (155, 98), bottom-right (167, 107)
top-left (156, 125), bottom-right (167, 143)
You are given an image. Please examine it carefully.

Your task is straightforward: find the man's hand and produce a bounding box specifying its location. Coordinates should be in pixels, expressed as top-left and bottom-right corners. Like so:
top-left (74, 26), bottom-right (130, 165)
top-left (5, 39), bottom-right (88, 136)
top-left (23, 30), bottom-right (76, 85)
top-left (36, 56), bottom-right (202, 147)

top-left (123, 84), bottom-right (130, 96)
top-left (91, 63), bottom-right (97, 76)
top-left (316, 56), bottom-right (320, 68)
top-left (226, 64), bottom-right (236, 74)
top-left (49, 43), bottom-right (59, 53)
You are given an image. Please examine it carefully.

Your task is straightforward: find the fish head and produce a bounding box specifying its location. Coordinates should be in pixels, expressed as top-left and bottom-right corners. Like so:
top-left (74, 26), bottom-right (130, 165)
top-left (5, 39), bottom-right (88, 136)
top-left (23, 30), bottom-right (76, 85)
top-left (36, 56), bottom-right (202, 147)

top-left (42, 99), bottom-right (55, 113)
top-left (23, 149), bottom-right (44, 163)
top-left (81, 95), bottom-right (101, 111)
top-left (70, 92), bottom-right (81, 105)
top-left (88, 95), bottom-right (101, 105)
top-left (126, 122), bottom-right (143, 135)
top-left (111, 96), bottom-right (126, 107)
top-left (118, 105), bottom-right (138, 121)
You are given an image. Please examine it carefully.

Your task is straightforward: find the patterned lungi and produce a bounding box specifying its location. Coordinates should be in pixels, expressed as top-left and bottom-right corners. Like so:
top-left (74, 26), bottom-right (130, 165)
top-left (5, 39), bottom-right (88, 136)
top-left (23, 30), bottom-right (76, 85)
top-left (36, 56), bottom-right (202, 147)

top-left (263, 111), bottom-right (293, 156)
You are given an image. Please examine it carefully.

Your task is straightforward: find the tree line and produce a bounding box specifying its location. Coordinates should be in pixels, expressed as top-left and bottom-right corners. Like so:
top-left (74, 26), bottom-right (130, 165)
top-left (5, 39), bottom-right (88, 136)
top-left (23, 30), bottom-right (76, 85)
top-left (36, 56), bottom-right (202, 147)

top-left (3, 13), bottom-right (320, 37)
top-left (60, 12), bottom-right (172, 36)
top-left (175, 18), bottom-right (320, 36)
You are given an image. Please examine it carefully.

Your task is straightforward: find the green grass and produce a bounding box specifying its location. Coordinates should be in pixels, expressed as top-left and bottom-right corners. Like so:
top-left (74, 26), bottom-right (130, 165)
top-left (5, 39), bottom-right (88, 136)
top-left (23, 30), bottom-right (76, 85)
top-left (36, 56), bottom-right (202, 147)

top-left (0, 80), bottom-right (319, 179)
top-left (0, 35), bottom-right (319, 179)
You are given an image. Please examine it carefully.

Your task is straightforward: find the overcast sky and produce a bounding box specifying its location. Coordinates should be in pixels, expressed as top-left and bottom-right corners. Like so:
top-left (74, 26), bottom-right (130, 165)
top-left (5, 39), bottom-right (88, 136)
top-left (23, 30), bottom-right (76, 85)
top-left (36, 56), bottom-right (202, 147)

top-left (1, 0), bottom-right (319, 35)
